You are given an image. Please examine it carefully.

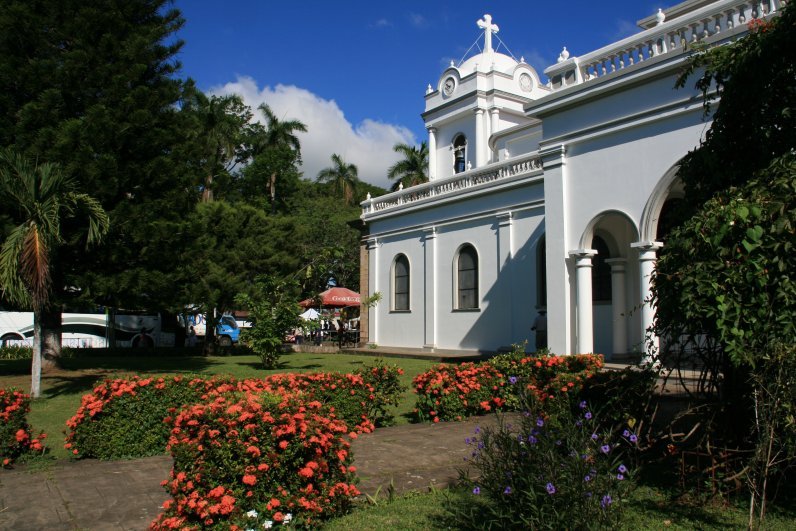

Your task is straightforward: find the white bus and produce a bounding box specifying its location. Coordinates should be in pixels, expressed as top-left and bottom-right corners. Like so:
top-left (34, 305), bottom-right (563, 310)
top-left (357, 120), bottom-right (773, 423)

top-left (0, 311), bottom-right (174, 348)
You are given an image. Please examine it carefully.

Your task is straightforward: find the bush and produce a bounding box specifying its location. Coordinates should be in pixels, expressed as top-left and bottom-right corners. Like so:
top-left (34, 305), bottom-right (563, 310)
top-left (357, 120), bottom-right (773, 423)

top-left (356, 361), bottom-right (406, 426)
top-left (152, 391), bottom-right (360, 529)
top-left (413, 362), bottom-right (507, 422)
top-left (412, 353), bottom-right (604, 422)
top-left (1, 388), bottom-right (46, 466)
top-left (66, 364), bottom-right (406, 459)
top-left (0, 345), bottom-right (32, 360)
top-left (452, 393), bottom-right (638, 529)
top-left (64, 376), bottom-right (216, 459)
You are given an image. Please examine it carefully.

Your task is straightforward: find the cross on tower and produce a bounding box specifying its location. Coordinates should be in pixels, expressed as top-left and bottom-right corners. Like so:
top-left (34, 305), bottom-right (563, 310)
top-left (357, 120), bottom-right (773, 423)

top-left (477, 14), bottom-right (499, 54)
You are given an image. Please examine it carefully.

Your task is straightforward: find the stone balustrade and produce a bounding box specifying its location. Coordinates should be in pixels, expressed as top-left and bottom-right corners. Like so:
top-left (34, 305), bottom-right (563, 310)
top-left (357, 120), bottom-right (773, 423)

top-left (361, 152), bottom-right (543, 216)
top-left (544, 0), bottom-right (785, 90)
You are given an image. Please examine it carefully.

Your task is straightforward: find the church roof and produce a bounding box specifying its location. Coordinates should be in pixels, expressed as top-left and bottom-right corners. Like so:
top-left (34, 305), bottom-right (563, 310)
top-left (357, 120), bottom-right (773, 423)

top-left (458, 51), bottom-right (519, 76)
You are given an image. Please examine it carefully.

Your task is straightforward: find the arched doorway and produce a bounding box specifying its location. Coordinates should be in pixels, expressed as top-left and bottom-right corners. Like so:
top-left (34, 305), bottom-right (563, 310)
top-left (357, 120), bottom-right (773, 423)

top-left (579, 212), bottom-right (639, 358)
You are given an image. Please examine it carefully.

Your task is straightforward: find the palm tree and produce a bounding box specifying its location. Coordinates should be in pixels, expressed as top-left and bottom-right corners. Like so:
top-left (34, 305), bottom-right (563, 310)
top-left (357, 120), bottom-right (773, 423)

top-left (0, 150), bottom-right (109, 397)
top-left (316, 154), bottom-right (360, 205)
top-left (387, 142), bottom-right (429, 192)
top-left (257, 104), bottom-right (307, 211)
top-left (186, 92), bottom-right (250, 202)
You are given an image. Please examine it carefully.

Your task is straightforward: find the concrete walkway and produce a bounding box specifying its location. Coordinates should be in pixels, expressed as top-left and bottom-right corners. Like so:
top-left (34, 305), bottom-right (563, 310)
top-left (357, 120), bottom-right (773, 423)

top-left (0, 415), bottom-right (503, 531)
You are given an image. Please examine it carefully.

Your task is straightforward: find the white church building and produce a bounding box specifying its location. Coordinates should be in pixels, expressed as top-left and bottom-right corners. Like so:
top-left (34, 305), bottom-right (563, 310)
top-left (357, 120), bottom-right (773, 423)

top-left (359, 0), bottom-right (782, 358)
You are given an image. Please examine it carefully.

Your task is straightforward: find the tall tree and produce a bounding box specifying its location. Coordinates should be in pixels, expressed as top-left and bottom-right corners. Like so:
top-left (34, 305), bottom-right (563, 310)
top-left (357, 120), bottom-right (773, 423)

top-left (0, 0), bottom-right (198, 317)
top-left (0, 151), bottom-right (108, 397)
top-left (316, 154), bottom-right (360, 205)
top-left (387, 142), bottom-right (429, 192)
top-left (256, 104), bottom-right (307, 212)
top-left (184, 92), bottom-right (253, 203)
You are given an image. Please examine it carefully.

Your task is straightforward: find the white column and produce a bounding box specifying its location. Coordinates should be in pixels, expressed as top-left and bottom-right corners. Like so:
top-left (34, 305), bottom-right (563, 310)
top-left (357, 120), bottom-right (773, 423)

top-left (569, 249), bottom-right (597, 354)
top-left (367, 238), bottom-right (379, 346)
top-left (497, 212), bottom-right (513, 339)
top-left (427, 127), bottom-right (437, 181)
top-left (631, 241), bottom-right (663, 361)
top-left (541, 144), bottom-right (570, 354)
top-left (489, 108), bottom-right (500, 162)
top-left (474, 108), bottom-right (485, 168)
top-left (605, 258), bottom-right (628, 358)
top-left (423, 227), bottom-right (437, 349)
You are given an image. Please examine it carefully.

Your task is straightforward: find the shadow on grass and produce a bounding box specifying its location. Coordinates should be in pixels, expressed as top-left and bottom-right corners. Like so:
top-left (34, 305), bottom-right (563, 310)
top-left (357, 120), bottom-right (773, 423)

top-left (43, 374), bottom-right (106, 398)
top-left (0, 359), bottom-right (31, 375)
top-left (60, 356), bottom-right (215, 374)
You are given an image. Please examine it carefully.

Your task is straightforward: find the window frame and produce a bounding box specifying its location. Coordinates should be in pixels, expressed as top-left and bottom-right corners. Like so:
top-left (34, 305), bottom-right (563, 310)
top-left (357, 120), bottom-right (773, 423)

top-left (391, 254), bottom-right (411, 312)
top-left (454, 244), bottom-right (480, 311)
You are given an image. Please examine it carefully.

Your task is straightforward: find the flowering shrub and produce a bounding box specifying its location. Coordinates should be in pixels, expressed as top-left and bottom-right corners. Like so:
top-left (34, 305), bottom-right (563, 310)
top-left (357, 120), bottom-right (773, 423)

top-left (152, 392), bottom-right (360, 529)
top-left (452, 392), bottom-right (637, 529)
top-left (413, 353), bottom-right (603, 422)
top-left (1, 388), bottom-right (46, 466)
top-left (413, 362), bottom-right (507, 422)
top-left (65, 376), bottom-right (219, 459)
top-left (66, 363), bottom-right (404, 459)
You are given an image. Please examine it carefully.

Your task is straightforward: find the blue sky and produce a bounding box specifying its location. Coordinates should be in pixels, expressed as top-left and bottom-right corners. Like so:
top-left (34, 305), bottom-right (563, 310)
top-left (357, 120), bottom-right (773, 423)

top-left (173, 0), bottom-right (664, 187)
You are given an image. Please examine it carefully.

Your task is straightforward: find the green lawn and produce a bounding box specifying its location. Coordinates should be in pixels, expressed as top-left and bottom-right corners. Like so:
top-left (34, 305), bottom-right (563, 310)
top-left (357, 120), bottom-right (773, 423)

top-left (326, 485), bottom-right (796, 530)
top-left (0, 352), bottom-right (436, 459)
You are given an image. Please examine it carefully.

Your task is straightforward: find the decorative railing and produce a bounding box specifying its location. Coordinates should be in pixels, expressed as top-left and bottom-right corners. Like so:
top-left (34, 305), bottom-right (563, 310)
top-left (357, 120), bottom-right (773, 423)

top-left (361, 152), bottom-right (543, 216)
top-left (545, 0), bottom-right (785, 90)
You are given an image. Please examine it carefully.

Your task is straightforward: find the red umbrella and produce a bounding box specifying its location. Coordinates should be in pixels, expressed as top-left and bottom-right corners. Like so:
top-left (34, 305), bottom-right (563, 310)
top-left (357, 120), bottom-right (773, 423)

top-left (299, 287), bottom-right (361, 308)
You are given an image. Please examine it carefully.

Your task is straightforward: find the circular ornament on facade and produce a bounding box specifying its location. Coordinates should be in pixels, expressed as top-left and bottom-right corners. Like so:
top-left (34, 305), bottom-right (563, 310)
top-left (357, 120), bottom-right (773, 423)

top-left (519, 73), bottom-right (533, 92)
top-left (443, 76), bottom-right (456, 96)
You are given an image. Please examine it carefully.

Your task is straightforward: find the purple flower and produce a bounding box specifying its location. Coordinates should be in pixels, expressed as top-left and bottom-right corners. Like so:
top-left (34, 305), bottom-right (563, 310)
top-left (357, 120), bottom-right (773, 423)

top-left (473, 486), bottom-right (481, 495)
top-left (601, 444), bottom-right (611, 454)
top-left (503, 486), bottom-right (512, 495)
top-left (528, 435), bottom-right (538, 444)
top-left (591, 433), bottom-right (599, 440)
top-left (546, 482), bottom-right (556, 495)
top-left (584, 474), bottom-right (592, 482)
top-left (616, 473), bottom-right (625, 480)
top-left (579, 400), bottom-right (587, 409)
top-left (536, 418), bottom-right (544, 427)
top-left (509, 376), bottom-right (518, 385)
top-left (474, 426), bottom-right (481, 434)
top-left (618, 464), bottom-right (627, 474)
top-left (575, 420), bottom-right (582, 427)
top-left (465, 437), bottom-right (471, 445)
top-left (601, 494), bottom-right (613, 508)
top-left (622, 429), bottom-right (631, 438)
top-left (584, 411), bottom-right (593, 420)
top-left (630, 434), bottom-right (638, 443)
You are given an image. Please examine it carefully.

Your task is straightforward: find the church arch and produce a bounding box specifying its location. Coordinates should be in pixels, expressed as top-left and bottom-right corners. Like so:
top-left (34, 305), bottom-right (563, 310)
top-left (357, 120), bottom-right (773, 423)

top-left (640, 164), bottom-right (685, 242)
top-left (391, 254), bottom-right (410, 311)
top-left (452, 134), bottom-right (468, 174)
top-left (453, 243), bottom-right (479, 310)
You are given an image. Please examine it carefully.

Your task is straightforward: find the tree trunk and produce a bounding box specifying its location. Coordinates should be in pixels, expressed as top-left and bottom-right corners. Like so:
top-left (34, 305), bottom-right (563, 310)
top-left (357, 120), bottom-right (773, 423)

top-left (41, 308), bottom-right (62, 371)
top-left (270, 172), bottom-right (277, 214)
top-left (30, 310), bottom-right (42, 398)
top-left (202, 174), bottom-right (214, 202)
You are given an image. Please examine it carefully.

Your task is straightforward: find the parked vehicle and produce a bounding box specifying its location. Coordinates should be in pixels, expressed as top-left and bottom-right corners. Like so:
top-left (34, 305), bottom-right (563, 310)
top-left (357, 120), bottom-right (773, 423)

top-left (0, 310), bottom-right (173, 348)
top-left (179, 313), bottom-right (241, 346)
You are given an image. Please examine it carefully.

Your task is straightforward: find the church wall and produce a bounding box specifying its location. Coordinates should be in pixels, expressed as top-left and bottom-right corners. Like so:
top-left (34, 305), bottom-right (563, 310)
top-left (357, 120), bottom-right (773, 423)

top-left (366, 179), bottom-right (545, 352)
top-left (373, 232), bottom-right (426, 349)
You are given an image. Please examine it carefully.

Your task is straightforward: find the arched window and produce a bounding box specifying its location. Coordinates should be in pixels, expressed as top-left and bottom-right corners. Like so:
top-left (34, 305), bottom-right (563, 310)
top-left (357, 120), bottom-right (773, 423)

top-left (456, 245), bottom-right (479, 309)
top-left (453, 134), bottom-right (467, 174)
top-left (536, 235), bottom-right (547, 308)
top-left (393, 254), bottom-right (410, 311)
top-left (591, 236), bottom-right (612, 302)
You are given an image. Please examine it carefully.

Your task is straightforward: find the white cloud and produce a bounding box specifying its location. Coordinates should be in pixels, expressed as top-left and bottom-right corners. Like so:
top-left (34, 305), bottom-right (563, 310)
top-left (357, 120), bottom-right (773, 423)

top-left (210, 76), bottom-right (416, 189)
top-left (372, 18), bottom-right (391, 28)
